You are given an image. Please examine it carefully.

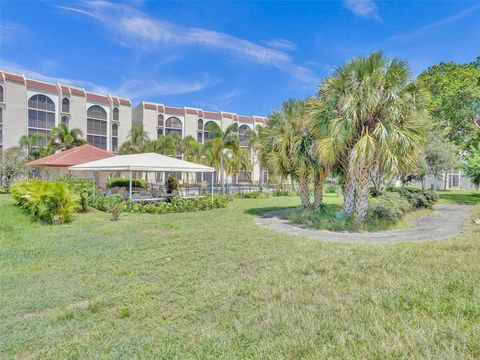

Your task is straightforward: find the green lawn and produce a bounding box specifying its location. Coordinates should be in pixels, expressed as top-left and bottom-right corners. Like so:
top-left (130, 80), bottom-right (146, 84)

top-left (1, 193), bottom-right (479, 359)
top-left (438, 189), bottom-right (480, 205)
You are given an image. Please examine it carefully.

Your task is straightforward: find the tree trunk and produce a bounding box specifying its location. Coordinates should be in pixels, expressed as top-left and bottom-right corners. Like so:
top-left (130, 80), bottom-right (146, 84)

top-left (298, 176), bottom-right (311, 210)
top-left (343, 152), bottom-right (355, 215)
top-left (355, 165), bottom-right (370, 221)
top-left (433, 172), bottom-right (437, 191)
top-left (443, 170), bottom-right (448, 190)
top-left (313, 171), bottom-right (324, 212)
top-left (220, 151), bottom-right (225, 195)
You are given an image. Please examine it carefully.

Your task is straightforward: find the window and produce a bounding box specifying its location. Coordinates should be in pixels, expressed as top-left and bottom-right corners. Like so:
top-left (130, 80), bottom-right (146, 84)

top-left (112, 123), bottom-right (118, 152)
top-left (203, 121), bottom-right (218, 142)
top-left (62, 98), bottom-right (70, 113)
top-left (157, 128), bottom-right (163, 140)
top-left (197, 132), bottom-right (203, 143)
top-left (165, 116), bottom-right (182, 137)
top-left (61, 116), bottom-right (69, 127)
top-left (449, 173), bottom-right (460, 188)
top-left (239, 124), bottom-right (251, 147)
top-left (28, 94), bottom-right (56, 147)
top-left (197, 119), bottom-right (203, 130)
top-left (158, 114), bottom-right (164, 127)
top-left (113, 107), bottom-right (119, 121)
top-left (0, 86), bottom-right (3, 102)
top-left (87, 105), bottom-right (107, 150)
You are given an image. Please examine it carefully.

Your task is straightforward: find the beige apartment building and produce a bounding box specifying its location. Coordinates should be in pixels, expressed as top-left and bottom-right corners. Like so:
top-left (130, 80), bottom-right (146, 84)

top-left (0, 71), bottom-right (132, 153)
top-left (132, 102), bottom-right (267, 182)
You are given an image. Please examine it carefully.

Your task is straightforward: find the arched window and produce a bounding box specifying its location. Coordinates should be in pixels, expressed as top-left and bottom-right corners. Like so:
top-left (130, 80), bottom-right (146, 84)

top-left (158, 114), bottom-right (164, 127)
top-left (0, 86), bottom-right (4, 103)
top-left (113, 107), bottom-right (119, 121)
top-left (62, 98), bottom-right (70, 113)
top-left (197, 132), bottom-right (203, 143)
top-left (203, 121), bottom-right (219, 142)
top-left (111, 123), bottom-right (118, 152)
top-left (197, 119), bottom-right (203, 130)
top-left (239, 124), bottom-right (251, 147)
top-left (165, 117), bottom-right (182, 137)
top-left (28, 94), bottom-right (56, 146)
top-left (87, 105), bottom-right (107, 150)
top-left (157, 128), bottom-right (163, 140)
top-left (61, 116), bottom-right (69, 127)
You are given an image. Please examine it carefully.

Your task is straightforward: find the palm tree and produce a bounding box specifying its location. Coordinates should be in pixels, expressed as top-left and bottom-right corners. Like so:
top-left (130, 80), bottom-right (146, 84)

top-left (244, 125), bottom-right (264, 186)
top-left (204, 122), bottom-right (239, 194)
top-left (48, 123), bottom-right (86, 152)
top-left (18, 133), bottom-right (47, 160)
top-left (317, 51), bottom-right (428, 219)
top-left (146, 134), bottom-right (177, 156)
top-left (258, 99), bottom-right (314, 209)
top-left (230, 148), bottom-right (252, 183)
top-left (119, 124), bottom-right (150, 154)
top-left (181, 136), bottom-right (203, 163)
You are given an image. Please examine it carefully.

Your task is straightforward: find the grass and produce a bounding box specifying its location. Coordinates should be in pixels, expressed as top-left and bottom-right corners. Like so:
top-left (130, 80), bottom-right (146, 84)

top-left (438, 190), bottom-right (480, 205)
top-left (1, 192), bottom-right (480, 359)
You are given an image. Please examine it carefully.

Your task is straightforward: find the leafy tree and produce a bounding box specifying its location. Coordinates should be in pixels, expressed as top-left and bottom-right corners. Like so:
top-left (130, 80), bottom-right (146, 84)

top-left (119, 124), bottom-right (150, 154)
top-left (415, 57), bottom-right (480, 151)
top-left (226, 148), bottom-right (252, 183)
top-left (18, 133), bottom-right (47, 160)
top-left (423, 132), bottom-right (460, 190)
top-left (464, 147), bottom-right (480, 189)
top-left (146, 134), bottom-right (177, 156)
top-left (317, 51), bottom-right (428, 219)
top-left (204, 122), bottom-right (239, 194)
top-left (1, 147), bottom-right (27, 190)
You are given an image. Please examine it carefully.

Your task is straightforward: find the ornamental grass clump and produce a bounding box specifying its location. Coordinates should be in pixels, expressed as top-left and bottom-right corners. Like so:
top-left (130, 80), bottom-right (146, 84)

top-left (11, 179), bottom-right (79, 224)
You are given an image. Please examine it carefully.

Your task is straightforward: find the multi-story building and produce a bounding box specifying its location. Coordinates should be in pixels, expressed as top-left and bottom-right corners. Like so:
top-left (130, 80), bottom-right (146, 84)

top-left (0, 71), bottom-right (132, 153)
top-left (132, 102), bottom-right (267, 182)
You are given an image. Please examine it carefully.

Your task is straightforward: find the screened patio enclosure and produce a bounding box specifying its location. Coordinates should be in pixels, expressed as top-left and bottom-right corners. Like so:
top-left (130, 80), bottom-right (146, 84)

top-left (68, 153), bottom-right (215, 200)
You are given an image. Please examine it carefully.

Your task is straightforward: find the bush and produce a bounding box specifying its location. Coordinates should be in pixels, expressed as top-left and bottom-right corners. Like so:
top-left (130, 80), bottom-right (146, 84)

top-left (107, 178), bottom-right (147, 189)
top-left (271, 189), bottom-right (296, 197)
top-left (366, 192), bottom-right (412, 226)
top-left (325, 185), bottom-right (337, 194)
top-left (234, 191), bottom-right (270, 199)
top-left (165, 177), bottom-right (179, 194)
top-left (56, 175), bottom-right (96, 212)
top-left (389, 187), bottom-right (438, 209)
top-left (89, 194), bottom-right (232, 215)
top-left (11, 179), bottom-right (79, 224)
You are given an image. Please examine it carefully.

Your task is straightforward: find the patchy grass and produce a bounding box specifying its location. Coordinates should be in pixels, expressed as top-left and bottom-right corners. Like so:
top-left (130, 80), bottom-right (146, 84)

top-left (437, 190), bottom-right (480, 205)
top-left (1, 193), bottom-right (480, 359)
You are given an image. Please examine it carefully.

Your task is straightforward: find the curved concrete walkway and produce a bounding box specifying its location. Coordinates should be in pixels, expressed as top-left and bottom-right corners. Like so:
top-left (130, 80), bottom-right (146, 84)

top-left (254, 205), bottom-right (472, 244)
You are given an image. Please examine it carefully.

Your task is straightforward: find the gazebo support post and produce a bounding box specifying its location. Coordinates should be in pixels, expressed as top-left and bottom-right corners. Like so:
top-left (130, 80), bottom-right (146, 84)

top-left (129, 169), bottom-right (133, 199)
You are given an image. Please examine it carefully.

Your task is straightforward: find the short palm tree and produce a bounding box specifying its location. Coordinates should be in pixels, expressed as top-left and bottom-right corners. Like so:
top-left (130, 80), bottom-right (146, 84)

top-left (18, 133), bottom-right (47, 159)
top-left (204, 122), bottom-right (239, 194)
top-left (48, 123), bottom-right (86, 152)
top-left (147, 134), bottom-right (177, 156)
top-left (317, 51), bottom-right (428, 219)
top-left (119, 124), bottom-right (150, 154)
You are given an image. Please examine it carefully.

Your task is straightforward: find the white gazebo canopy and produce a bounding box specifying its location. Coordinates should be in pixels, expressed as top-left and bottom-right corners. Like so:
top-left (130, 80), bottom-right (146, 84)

top-left (68, 152), bottom-right (215, 173)
top-left (68, 153), bottom-right (215, 199)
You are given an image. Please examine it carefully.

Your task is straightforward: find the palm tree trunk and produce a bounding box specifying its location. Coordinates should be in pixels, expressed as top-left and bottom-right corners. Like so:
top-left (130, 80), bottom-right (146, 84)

top-left (313, 171), bottom-right (324, 212)
top-left (220, 151), bottom-right (225, 195)
top-left (298, 176), bottom-right (311, 210)
top-left (355, 165), bottom-right (370, 220)
top-left (343, 152), bottom-right (356, 215)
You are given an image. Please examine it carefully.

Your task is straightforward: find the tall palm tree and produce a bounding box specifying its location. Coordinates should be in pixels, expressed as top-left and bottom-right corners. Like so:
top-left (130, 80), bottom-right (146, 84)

top-left (317, 51), bottom-right (428, 219)
top-left (18, 133), bottom-right (47, 160)
top-left (48, 123), bottom-right (86, 152)
top-left (119, 124), bottom-right (150, 154)
top-left (204, 122), bottom-right (239, 194)
top-left (258, 99), bottom-right (314, 209)
top-left (244, 125), bottom-right (264, 186)
top-left (146, 134), bottom-right (177, 156)
top-left (181, 136), bottom-right (203, 163)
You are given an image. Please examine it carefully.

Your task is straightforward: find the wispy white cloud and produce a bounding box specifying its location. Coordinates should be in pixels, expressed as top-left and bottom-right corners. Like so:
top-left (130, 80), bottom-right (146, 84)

top-left (0, 21), bottom-right (29, 44)
top-left (262, 39), bottom-right (297, 52)
top-left (344, 0), bottom-right (381, 21)
top-left (58, 1), bottom-right (318, 86)
top-left (390, 3), bottom-right (480, 41)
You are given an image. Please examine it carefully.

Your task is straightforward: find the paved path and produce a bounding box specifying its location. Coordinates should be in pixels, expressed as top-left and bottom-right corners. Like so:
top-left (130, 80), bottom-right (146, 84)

top-left (254, 205), bottom-right (472, 244)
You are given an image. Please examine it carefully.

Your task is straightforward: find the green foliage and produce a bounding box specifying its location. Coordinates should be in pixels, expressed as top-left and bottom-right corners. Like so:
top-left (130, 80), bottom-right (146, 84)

top-left (89, 194), bottom-right (231, 214)
top-left (366, 192), bottom-right (412, 226)
top-left (464, 147), bottom-right (480, 188)
top-left (11, 179), bottom-right (79, 224)
top-left (165, 177), bottom-right (179, 194)
top-left (389, 187), bottom-right (438, 209)
top-left (325, 185), bottom-right (337, 194)
top-left (56, 175), bottom-right (95, 212)
top-left (107, 178), bottom-right (147, 189)
top-left (1, 147), bottom-right (28, 190)
top-left (234, 191), bottom-right (270, 199)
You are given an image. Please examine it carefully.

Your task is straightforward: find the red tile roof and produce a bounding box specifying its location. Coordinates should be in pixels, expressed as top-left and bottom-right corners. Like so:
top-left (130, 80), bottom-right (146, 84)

top-left (86, 92), bottom-right (110, 105)
top-left (26, 144), bottom-right (116, 167)
top-left (70, 88), bottom-right (86, 97)
top-left (2, 72), bottom-right (25, 84)
top-left (26, 79), bottom-right (57, 93)
top-left (165, 106), bottom-right (185, 116)
top-left (238, 115), bottom-right (255, 123)
top-left (144, 103), bottom-right (157, 110)
top-left (204, 111), bottom-right (222, 120)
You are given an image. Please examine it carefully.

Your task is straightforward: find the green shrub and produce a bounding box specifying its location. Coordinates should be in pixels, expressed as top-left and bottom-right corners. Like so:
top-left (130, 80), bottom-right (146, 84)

top-left (234, 191), bottom-right (270, 199)
top-left (11, 179), bottom-right (79, 224)
top-left (271, 189), bottom-right (296, 197)
top-left (165, 177), bottom-right (179, 194)
top-left (57, 175), bottom-right (96, 212)
top-left (107, 178), bottom-right (147, 189)
top-left (366, 192), bottom-right (412, 226)
top-left (389, 187), bottom-right (438, 209)
top-left (325, 185), bottom-right (337, 194)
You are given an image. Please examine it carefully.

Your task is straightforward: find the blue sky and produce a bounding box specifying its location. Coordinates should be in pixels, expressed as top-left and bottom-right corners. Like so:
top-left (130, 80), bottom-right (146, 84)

top-left (1, 1), bottom-right (479, 115)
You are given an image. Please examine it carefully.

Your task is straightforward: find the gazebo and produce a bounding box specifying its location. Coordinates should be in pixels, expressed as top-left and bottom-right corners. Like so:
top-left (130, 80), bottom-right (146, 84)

top-left (68, 152), bottom-right (215, 200)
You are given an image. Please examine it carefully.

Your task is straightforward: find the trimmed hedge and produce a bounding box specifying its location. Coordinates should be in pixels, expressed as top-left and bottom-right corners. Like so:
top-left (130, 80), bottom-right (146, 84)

top-left (89, 194), bottom-right (231, 214)
top-left (107, 178), bottom-right (147, 189)
top-left (389, 187), bottom-right (438, 209)
top-left (11, 179), bottom-right (79, 224)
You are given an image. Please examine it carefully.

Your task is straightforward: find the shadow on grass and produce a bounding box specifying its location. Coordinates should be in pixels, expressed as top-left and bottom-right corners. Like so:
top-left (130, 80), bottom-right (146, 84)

top-left (438, 192), bottom-right (480, 205)
top-left (245, 205), bottom-right (299, 217)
